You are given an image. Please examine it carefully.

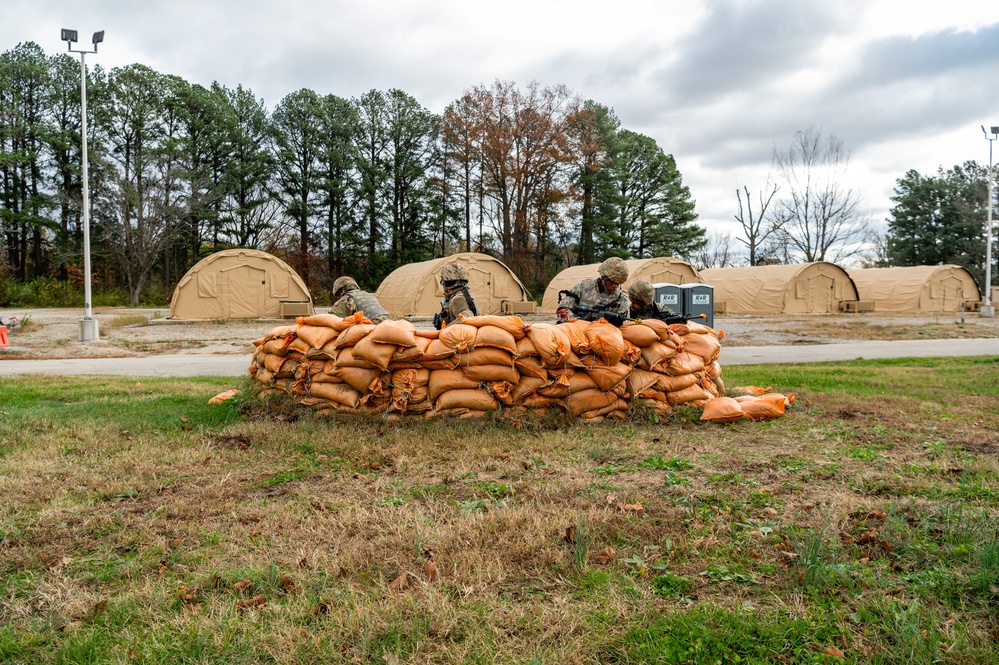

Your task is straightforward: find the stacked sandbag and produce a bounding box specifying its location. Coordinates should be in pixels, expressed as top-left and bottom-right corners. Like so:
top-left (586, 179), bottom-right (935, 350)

top-left (248, 311), bottom-right (793, 423)
top-left (700, 388), bottom-right (796, 423)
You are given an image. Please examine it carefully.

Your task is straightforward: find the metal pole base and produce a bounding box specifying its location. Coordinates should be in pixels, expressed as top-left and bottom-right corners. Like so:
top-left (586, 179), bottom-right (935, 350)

top-left (78, 318), bottom-right (100, 341)
top-left (980, 305), bottom-right (995, 318)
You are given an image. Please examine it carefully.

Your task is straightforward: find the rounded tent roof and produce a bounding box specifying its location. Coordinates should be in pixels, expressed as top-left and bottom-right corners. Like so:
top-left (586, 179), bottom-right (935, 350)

top-left (846, 265), bottom-right (981, 312)
top-left (169, 249), bottom-right (312, 319)
top-left (542, 257), bottom-right (702, 312)
top-left (375, 252), bottom-right (533, 317)
top-left (700, 262), bottom-right (858, 314)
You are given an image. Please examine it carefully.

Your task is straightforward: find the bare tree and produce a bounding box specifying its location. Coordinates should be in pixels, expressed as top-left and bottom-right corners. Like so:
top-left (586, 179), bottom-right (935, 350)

top-left (734, 180), bottom-right (781, 265)
top-left (693, 231), bottom-right (735, 269)
top-left (772, 128), bottom-right (867, 263)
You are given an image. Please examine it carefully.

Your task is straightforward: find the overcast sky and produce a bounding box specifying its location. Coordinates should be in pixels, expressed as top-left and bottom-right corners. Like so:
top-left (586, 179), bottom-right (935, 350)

top-left (5, 0), bottom-right (999, 249)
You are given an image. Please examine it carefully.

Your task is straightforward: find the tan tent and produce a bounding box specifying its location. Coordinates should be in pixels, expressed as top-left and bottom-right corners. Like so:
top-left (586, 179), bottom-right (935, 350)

top-left (846, 265), bottom-right (981, 312)
top-left (699, 262), bottom-right (858, 314)
top-left (169, 249), bottom-right (313, 319)
top-left (541, 257), bottom-right (702, 312)
top-left (376, 252), bottom-right (534, 317)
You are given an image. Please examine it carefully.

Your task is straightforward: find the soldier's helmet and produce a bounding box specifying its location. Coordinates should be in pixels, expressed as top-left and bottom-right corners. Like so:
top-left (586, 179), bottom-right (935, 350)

top-left (628, 280), bottom-right (655, 306)
top-left (332, 276), bottom-right (359, 300)
top-left (598, 256), bottom-right (629, 284)
top-left (440, 262), bottom-right (469, 284)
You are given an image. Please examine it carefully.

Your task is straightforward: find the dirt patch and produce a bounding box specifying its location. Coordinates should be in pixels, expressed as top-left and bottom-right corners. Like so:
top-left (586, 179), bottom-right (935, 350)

top-left (2, 307), bottom-right (998, 359)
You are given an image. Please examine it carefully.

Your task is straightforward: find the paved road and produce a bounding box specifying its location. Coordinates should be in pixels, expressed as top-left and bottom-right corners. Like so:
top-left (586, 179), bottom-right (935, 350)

top-left (2, 338), bottom-right (998, 377)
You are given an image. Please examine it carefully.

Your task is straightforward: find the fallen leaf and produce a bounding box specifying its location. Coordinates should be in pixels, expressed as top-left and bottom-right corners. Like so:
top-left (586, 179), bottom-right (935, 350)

top-left (859, 557), bottom-right (870, 565)
top-left (857, 530), bottom-right (879, 544)
top-left (208, 389), bottom-right (241, 405)
top-left (365, 461), bottom-right (383, 471)
top-left (311, 602), bottom-right (331, 615)
top-left (496, 453), bottom-right (510, 461)
top-left (563, 525), bottom-right (578, 544)
top-left (237, 594), bottom-right (267, 610)
top-left (748, 530), bottom-right (763, 538)
top-left (424, 560), bottom-right (438, 581)
top-left (593, 546), bottom-right (616, 565)
top-left (233, 579), bottom-right (253, 593)
top-left (822, 646), bottom-right (845, 658)
top-left (279, 574), bottom-right (296, 592)
top-left (749, 549), bottom-right (762, 559)
top-left (90, 599), bottom-right (108, 618)
top-left (605, 493), bottom-right (618, 506)
top-left (388, 574), bottom-right (410, 591)
top-left (250, 529), bottom-right (261, 538)
top-left (180, 415), bottom-right (190, 423)
top-left (866, 510), bottom-right (887, 520)
top-left (169, 538), bottom-right (182, 548)
top-left (620, 502), bottom-right (644, 517)
top-left (201, 456), bottom-right (212, 465)
top-left (336, 567), bottom-right (348, 580)
top-left (761, 507), bottom-right (778, 517)
top-left (239, 514), bottom-right (261, 524)
top-left (298, 556), bottom-right (309, 568)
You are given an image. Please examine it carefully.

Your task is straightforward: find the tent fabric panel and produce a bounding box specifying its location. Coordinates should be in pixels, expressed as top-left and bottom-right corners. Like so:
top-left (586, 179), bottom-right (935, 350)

top-left (198, 272), bottom-right (218, 298)
top-left (847, 265), bottom-right (981, 313)
top-left (701, 262), bottom-right (855, 314)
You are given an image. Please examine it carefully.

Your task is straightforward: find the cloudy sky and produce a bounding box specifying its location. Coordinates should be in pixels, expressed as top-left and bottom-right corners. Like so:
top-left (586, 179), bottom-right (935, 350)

top-left (5, 0), bottom-right (999, 251)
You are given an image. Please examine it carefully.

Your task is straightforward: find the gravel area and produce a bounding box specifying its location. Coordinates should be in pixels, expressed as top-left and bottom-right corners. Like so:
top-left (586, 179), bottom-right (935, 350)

top-left (2, 306), bottom-right (998, 360)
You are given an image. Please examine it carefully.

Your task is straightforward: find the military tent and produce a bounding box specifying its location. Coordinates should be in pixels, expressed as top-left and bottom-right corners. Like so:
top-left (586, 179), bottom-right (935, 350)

top-left (376, 252), bottom-right (534, 317)
top-left (699, 262), bottom-right (858, 314)
top-left (846, 265), bottom-right (981, 312)
top-left (541, 257), bottom-right (702, 312)
top-left (169, 249), bottom-right (313, 319)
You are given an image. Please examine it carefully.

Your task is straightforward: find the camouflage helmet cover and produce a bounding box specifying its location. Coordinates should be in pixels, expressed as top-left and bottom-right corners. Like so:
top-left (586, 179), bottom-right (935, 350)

top-left (440, 262), bottom-right (469, 283)
top-left (628, 279), bottom-right (655, 306)
top-left (598, 256), bottom-right (629, 284)
top-left (332, 276), bottom-right (359, 298)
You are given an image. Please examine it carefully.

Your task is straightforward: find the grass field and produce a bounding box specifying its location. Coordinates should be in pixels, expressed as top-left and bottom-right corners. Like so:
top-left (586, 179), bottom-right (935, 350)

top-left (1, 357), bottom-right (998, 664)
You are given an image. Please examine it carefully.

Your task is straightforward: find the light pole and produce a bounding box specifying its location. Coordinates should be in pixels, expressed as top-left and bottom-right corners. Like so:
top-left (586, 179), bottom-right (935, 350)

top-left (61, 28), bottom-right (104, 341)
top-left (983, 125), bottom-right (998, 318)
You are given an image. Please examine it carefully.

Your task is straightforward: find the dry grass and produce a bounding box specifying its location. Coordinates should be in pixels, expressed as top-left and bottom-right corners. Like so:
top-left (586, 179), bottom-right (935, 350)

top-left (1, 359), bottom-right (998, 663)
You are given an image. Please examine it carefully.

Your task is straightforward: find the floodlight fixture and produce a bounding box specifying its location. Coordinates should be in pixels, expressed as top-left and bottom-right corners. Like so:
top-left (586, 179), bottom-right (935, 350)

top-left (992, 126), bottom-right (999, 136)
top-left (61, 28), bottom-right (78, 43)
top-left (92, 31), bottom-right (104, 46)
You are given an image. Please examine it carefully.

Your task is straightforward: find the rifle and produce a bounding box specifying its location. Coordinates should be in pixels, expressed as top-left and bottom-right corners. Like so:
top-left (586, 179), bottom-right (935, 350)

top-left (432, 300), bottom-right (448, 330)
top-left (557, 290), bottom-right (628, 326)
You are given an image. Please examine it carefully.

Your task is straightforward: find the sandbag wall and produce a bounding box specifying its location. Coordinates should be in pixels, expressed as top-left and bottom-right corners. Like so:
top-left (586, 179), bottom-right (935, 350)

top-left (248, 312), bottom-right (729, 423)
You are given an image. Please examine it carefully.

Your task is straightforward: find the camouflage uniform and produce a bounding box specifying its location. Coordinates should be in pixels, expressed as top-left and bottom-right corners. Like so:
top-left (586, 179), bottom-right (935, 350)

top-left (557, 257), bottom-right (631, 323)
top-left (330, 276), bottom-right (390, 323)
top-left (558, 278), bottom-right (631, 319)
top-left (436, 262), bottom-right (479, 328)
top-left (628, 279), bottom-right (675, 321)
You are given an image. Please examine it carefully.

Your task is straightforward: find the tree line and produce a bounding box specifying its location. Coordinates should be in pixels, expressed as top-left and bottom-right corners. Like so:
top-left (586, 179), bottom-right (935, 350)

top-left (0, 42), bottom-right (705, 304)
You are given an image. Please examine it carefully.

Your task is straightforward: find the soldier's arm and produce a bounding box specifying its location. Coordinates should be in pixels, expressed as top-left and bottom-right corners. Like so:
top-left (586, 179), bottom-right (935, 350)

top-left (449, 292), bottom-right (474, 319)
top-left (329, 295), bottom-right (353, 318)
top-left (609, 293), bottom-right (631, 317)
top-left (558, 282), bottom-right (584, 311)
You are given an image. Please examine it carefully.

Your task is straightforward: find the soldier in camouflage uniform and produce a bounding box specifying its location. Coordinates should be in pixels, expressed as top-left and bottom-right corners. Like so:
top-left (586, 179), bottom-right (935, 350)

top-left (435, 262), bottom-right (478, 329)
top-left (557, 256), bottom-right (631, 326)
top-left (628, 279), bottom-right (676, 320)
top-left (329, 276), bottom-right (391, 323)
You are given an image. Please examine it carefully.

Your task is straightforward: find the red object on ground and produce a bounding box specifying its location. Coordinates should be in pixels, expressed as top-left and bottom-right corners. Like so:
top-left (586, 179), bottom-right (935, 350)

top-left (0, 325), bottom-right (8, 347)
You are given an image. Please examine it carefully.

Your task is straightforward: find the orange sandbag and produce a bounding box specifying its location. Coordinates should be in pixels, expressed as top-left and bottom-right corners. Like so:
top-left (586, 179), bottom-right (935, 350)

top-left (332, 367), bottom-right (382, 393)
top-left (625, 368), bottom-right (661, 396)
top-left (309, 382), bottom-right (362, 409)
top-left (664, 352), bottom-right (705, 376)
top-left (453, 347), bottom-right (515, 368)
top-left (473, 325), bottom-right (518, 354)
top-left (254, 368), bottom-right (275, 384)
top-left (639, 342), bottom-right (676, 371)
top-left (681, 333), bottom-right (721, 363)
top-left (515, 336), bottom-right (539, 357)
top-left (528, 324), bottom-right (571, 367)
top-left (294, 324), bottom-right (340, 350)
top-left (730, 385), bottom-right (772, 396)
top-left (436, 389), bottom-right (499, 411)
top-left (298, 313), bottom-right (344, 330)
top-left (654, 372), bottom-right (699, 393)
top-left (392, 336), bottom-right (431, 363)
top-left (620, 322), bottom-right (660, 347)
top-left (515, 356), bottom-right (548, 380)
top-left (286, 337), bottom-right (312, 356)
top-left (700, 397), bottom-right (745, 423)
top-left (460, 315), bottom-right (526, 339)
top-left (260, 338), bottom-right (290, 357)
top-left (423, 338), bottom-right (457, 360)
top-left (584, 361), bottom-right (633, 392)
top-left (263, 324), bottom-right (298, 341)
top-left (512, 376), bottom-right (547, 402)
top-left (565, 388), bottom-right (618, 417)
top-left (620, 341), bottom-right (643, 366)
top-left (586, 322), bottom-right (625, 365)
top-left (440, 323), bottom-right (478, 352)
top-left (581, 398), bottom-right (630, 420)
top-left (666, 382), bottom-right (713, 406)
top-left (705, 361), bottom-right (722, 378)
top-left (461, 364), bottom-right (520, 383)
top-left (392, 368), bottom-right (431, 391)
top-left (350, 334), bottom-right (398, 371)
top-left (486, 380), bottom-right (516, 404)
top-left (369, 319), bottom-right (418, 347)
top-left (414, 329), bottom-right (441, 339)
top-left (334, 347), bottom-right (379, 369)
top-left (538, 372), bottom-right (597, 398)
top-left (559, 320), bottom-right (592, 356)
top-left (334, 324), bottom-right (376, 349)
top-left (428, 370), bottom-right (479, 401)
top-left (739, 395), bottom-right (786, 421)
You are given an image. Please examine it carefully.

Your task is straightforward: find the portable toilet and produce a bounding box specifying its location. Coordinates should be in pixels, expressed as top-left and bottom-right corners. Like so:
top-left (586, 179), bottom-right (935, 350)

top-left (652, 283), bottom-right (683, 316)
top-left (681, 283), bottom-right (714, 328)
